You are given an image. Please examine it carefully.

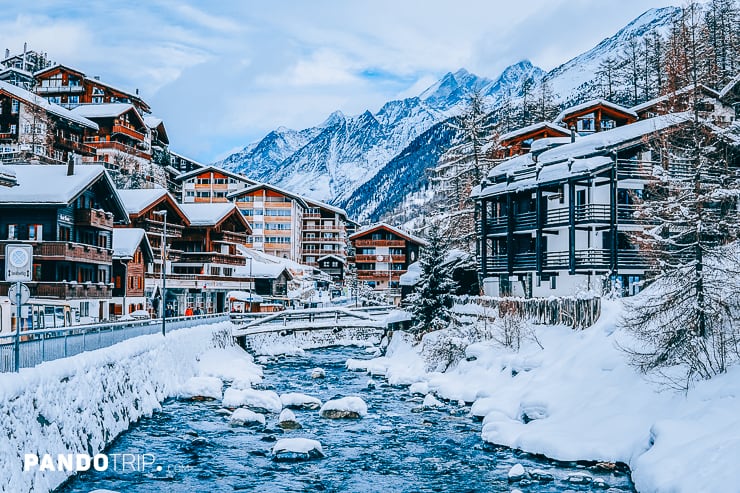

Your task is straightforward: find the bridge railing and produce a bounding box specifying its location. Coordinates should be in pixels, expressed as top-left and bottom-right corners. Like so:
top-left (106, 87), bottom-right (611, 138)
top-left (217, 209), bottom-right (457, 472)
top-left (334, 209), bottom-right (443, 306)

top-left (0, 313), bottom-right (229, 373)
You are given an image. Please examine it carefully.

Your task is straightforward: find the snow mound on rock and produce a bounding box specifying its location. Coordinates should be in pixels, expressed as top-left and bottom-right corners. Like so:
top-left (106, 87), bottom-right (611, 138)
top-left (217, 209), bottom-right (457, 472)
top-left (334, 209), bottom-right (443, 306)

top-left (230, 408), bottom-right (266, 427)
top-left (320, 396), bottom-right (368, 419)
top-left (280, 392), bottom-right (322, 410)
top-left (222, 388), bottom-right (282, 413)
top-left (179, 376), bottom-right (223, 400)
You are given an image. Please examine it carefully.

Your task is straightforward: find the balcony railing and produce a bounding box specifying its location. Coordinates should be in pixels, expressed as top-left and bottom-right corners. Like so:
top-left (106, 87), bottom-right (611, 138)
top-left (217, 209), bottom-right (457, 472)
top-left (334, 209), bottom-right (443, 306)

top-left (178, 251), bottom-right (247, 266)
top-left (75, 208), bottom-right (114, 230)
top-left (111, 124), bottom-right (145, 142)
top-left (84, 139), bottom-right (151, 159)
top-left (0, 241), bottom-right (113, 265)
top-left (0, 282), bottom-right (112, 299)
top-left (55, 136), bottom-right (96, 155)
top-left (0, 132), bottom-right (17, 140)
top-left (354, 254), bottom-right (406, 263)
top-left (303, 236), bottom-right (343, 243)
top-left (356, 269), bottom-right (405, 279)
top-left (353, 239), bottom-right (406, 247)
top-left (36, 85), bottom-right (84, 94)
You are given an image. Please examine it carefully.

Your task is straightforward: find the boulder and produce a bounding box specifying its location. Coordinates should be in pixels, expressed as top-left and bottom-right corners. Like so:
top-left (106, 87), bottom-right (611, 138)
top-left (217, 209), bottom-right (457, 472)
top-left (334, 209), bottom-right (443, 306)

top-left (277, 408), bottom-right (302, 430)
top-left (229, 408), bottom-right (266, 427)
top-left (508, 463), bottom-right (527, 482)
top-left (271, 438), bottom-right (325, 462)
top-left (222, 388), bottom-right (282, 413)
top-left (310, 367), bottom-right (326, 379)
top-left (320, 396), bottom-right (368, 419)
top-left (279, 392), bottom-right (322, 410)
top-left (423, 394), bottom-right (443, 409)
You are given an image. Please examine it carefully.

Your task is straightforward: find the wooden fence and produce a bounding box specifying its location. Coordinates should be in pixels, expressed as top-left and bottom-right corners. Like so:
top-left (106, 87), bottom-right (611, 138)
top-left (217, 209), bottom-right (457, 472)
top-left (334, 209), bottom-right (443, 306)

top-left (452, 295), bottom-right (601, 330)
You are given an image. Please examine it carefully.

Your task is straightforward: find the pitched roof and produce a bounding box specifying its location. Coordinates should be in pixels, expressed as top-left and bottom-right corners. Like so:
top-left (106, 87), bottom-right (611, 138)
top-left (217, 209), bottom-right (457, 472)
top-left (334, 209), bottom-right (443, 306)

top-left (317, 254), bottom-right (346, 264)
top-left (116, 188), bottom-right (169, 215)
top-left (303, 197), bottom-right (350, 221)
top-left (229, 182), bottom-right (309, 209)
top-left (175, 164), bottom-right (256, 183)
top-left (179, 202), bottom-right (251, 232)
top-left (554, 98), bottom-right (637, 124)
top-left (112, 228), bottom-right (153, 261)
top-left (71, 103), bottom-right (145, 128)
top-left (499, 121), bottom-right (571, 142)
top-left (0, 164), bottom-right (110, 204)
top-left (719, 74), bottom-right (740, 101)
top-left (631, 84), bottom-right (720, 113)
top-left (349, 222), bottom-right (428, 246)
top-left (0, 80), bottom-right (98, 130)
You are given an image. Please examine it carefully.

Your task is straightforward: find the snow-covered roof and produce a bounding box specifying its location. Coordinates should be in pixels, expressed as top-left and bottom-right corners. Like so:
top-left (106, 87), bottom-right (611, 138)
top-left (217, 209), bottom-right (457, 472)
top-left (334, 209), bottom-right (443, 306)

top-left (554, 99), bottom-right (637, 124)
top-left (0, 164), bottom-right (17, 187)
top-left (530, 137), bottom-right (576, 154)
top-left (0, 80), bottom-right (98, 130)
top-left (718, 74), bottom-right (740, 101)
top-left (499, 122), bottom-right (571, 142)
top-left (35, 64), bottom-right (146, 105)
top-left (478, 113), bottom-right (691, 198)
top-left (112, 228), bottom-right (152, 260)
top-left (317, 254), bottom-right (346, 264)
top-left (116, 188), bottom-right (169, 215)
top-left (349, 222), bottom-right (428, 246)
top-left (143, 116), bottom-right (163, 128)
top-left (175, 164), bottom-right (256, 184)
top-left (71, 103), bottom-right (145, 128)
top-left (179, 202), bottom-right (243, 227)
top-left (230, 182), bottom-right (309, 209)
top-left (0, 164), bottom-right (112, 205)
top-left (227, 291), bottom-right (264, 303)
top-left (631, 84), bottom-right (720, 113)
top-left (303, 197), bottom-right (349, 220)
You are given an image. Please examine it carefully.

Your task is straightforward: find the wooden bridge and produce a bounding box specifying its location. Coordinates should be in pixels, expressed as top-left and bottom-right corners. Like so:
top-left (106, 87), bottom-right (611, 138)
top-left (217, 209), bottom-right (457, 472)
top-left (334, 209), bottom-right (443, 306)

top-left (232, 306), bottom-right (393, 355)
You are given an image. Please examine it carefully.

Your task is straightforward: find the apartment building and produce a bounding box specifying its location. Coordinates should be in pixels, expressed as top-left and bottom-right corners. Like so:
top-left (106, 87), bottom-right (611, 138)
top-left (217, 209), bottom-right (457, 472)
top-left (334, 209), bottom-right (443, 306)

top-left (176, 165), bottom-right (257, 203)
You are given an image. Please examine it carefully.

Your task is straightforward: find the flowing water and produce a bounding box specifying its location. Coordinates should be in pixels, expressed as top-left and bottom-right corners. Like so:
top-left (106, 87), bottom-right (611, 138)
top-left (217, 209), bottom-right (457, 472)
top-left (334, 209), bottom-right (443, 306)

top-left (58, 346), bottom-right (635, 492)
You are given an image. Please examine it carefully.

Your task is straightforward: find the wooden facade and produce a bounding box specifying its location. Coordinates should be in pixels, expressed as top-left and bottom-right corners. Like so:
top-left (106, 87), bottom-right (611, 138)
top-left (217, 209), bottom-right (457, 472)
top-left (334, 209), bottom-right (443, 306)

top-left (498, 122), bottom-right (572, 158)
top-left (349, 223), bottom-right (426, 294)
top-left (555, 99), bottom-right (637, 134)
top-left (34, 64), bottom-right (151, 113)
top-left (177, 166), bottom-right (257, 204)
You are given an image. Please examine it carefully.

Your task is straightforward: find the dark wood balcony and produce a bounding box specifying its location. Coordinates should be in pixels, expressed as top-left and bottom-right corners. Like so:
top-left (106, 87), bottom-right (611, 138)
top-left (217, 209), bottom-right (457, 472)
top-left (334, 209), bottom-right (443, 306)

top-left (75, 208), bottom-right (114, 230)
top-left (178, 251), bottom-right (247, 266)
top-left (353, 239), bottom-right (405, 247)
top-left (0, 281), bottom-right (112, 299)
top-left (111, 124), bottom-right (145, 142)
top-left (36, 242), bottom-right (113, 264)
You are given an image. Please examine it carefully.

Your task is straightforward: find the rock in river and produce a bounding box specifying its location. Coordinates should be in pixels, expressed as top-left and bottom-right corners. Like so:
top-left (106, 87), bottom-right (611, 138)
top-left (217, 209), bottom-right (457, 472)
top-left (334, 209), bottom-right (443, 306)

top-left (320, 396), bottom-right (368, 419)
top-left (271, 438), bottom-right (325, 462)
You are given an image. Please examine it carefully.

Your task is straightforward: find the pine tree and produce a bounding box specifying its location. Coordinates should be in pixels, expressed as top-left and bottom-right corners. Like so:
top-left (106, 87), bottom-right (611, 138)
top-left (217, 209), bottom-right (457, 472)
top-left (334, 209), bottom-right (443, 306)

top-left (622, 74), bottom-right (740, 386)
top-left (407, 224), bottom-right (457, 335)
top-left (430, 92), bottom-right (498, 253)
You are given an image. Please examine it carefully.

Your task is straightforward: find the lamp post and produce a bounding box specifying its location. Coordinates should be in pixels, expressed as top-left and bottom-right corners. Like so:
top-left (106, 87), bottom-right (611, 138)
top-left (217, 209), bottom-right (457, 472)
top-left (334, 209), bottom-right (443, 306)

top-left (247, 255), bottom-right (253, 313)
top-left (153, 210), bottom-right (167, 336)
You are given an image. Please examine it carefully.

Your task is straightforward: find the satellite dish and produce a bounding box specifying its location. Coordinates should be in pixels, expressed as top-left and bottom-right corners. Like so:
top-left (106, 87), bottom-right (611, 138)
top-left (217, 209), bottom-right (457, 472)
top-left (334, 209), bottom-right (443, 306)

top-left (376, 255), bottom-right (384, 262)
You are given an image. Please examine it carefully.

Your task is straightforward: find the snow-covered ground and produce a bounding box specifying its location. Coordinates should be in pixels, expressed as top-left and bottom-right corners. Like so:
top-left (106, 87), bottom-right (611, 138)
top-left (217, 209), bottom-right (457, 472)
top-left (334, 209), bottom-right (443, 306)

top-left (351, 301), bottom-right (740, 493)
top-left (0, 321), bottom-right (234, 493)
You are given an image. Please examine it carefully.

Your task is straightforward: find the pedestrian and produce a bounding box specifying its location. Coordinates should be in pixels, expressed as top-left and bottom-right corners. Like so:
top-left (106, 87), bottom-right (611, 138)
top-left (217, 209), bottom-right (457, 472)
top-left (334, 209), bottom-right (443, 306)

top-left (185, 306), bottom-right (194, 317)
top-left (194, 306), bottom-right (202, 316)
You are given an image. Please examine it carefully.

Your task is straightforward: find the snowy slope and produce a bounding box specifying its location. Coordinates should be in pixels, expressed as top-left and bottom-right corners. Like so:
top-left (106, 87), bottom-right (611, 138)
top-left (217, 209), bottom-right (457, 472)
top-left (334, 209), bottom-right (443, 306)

top-left (217, 7), bottom-right (680, 221)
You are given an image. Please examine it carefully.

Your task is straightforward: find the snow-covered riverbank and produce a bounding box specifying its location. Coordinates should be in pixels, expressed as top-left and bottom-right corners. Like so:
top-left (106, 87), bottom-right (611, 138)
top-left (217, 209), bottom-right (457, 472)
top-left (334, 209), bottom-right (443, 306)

top-left (349, 300), bottom-right (740, 493)
top-left (0, 322), bottom-right (233, 493)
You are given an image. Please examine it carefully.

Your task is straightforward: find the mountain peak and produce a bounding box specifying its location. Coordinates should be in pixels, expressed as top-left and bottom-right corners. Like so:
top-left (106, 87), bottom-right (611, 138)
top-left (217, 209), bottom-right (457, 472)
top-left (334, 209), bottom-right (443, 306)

top-left (320, 110), bottom-right (345, 128)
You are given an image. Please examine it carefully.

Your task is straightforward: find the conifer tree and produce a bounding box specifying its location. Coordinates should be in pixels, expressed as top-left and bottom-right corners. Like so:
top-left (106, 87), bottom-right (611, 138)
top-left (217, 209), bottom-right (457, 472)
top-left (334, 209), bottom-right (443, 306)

top-left (408, 224), bottom-right (457, 335)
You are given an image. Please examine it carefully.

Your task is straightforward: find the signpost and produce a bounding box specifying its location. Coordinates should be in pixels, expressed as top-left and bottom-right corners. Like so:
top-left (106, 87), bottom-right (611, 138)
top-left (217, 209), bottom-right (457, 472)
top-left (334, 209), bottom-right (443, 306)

top-left (5, 244), bottom-right (33, 372)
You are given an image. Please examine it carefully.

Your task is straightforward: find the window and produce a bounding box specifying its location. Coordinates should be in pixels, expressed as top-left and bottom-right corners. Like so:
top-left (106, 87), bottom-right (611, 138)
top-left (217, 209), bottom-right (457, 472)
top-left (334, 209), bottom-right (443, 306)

top-left (32, 264), bottom-right (42, 281)
top-left (210, 267), bottom-right (220, 276)
top-left (92, 97), bottom-right (103, 104)
top-left (197, 178), bottom-right (211, 185)
top-left (550, 275), bottom-right (557, 290)
top-left (59, 227), bottom-right (71, 242)
top-left (28, 224), bottom-right (43, 241)
top-left (68, 95), bottom-right (79, 105)
top-left (11, 99), bottom-right (19, 113)
top-left (186, 191), bottom-right (195, 197)
top-left (197, 191), bottom-right (211, 198)
top-left (47, 96), bottom-right (61, 104)
top-left (10, 124), bottom-right (16, 134)
top-left (7, 224), bottom-right (18, 240)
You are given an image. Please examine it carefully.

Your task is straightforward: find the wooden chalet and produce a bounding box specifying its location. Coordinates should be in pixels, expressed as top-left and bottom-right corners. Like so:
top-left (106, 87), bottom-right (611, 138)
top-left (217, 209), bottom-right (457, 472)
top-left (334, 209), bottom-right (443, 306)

top-left (0, 163), bottom-right (129, 322)
top-left (71, 103), bottom-right (151, 164)
top-left (555, 99), bottom-right (637, 134)
top-left (112, 228), bottom-right (153, 317)
top-left (0, 80), bottom-right (98, 164)
top-left (302, 198), bottom-right (353, 281)
top-left (498, 122), bottom-right (572, 158)
top-left (34, 64), bottom-right (151, 113)
top-left (176, 165), bottom-right (257, 203)
top-left (349, 223), bottom-right (427, 300)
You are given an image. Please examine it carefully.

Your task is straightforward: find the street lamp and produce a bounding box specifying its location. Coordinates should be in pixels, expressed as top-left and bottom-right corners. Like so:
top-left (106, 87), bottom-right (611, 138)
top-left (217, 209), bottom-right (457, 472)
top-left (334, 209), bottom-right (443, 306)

top-left (246, 254), bottom-right (253, 313)
top-left (153, 210), bottom-right (167, 336)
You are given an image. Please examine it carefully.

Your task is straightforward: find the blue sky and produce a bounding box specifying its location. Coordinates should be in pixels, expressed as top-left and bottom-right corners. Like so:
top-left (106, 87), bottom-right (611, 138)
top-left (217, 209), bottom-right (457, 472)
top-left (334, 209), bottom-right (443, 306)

top-left (2, 0), bottom-right (679, 163)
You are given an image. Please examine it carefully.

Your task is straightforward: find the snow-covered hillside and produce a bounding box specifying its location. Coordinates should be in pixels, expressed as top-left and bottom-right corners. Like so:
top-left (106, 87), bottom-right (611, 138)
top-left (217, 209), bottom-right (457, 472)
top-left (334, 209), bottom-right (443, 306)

top-left (217, 7), bottom-right (680, 222)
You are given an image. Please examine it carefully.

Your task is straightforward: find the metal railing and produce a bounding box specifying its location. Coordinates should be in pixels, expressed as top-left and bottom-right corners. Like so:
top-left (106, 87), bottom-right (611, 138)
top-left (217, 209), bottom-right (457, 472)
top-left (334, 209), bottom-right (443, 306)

top-left (0, 312), bottom-right (228, 372)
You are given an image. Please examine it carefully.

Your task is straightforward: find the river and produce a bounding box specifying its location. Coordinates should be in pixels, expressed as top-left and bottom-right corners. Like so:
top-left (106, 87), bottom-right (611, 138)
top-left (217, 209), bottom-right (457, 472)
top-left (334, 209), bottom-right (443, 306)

top-left (57, 345), bottom-right (635, 492)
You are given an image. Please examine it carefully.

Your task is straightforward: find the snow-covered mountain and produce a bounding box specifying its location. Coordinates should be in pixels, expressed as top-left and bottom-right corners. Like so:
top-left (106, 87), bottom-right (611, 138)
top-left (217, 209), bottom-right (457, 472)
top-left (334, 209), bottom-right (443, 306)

top-left (217, 6), bottom-right (681, 221)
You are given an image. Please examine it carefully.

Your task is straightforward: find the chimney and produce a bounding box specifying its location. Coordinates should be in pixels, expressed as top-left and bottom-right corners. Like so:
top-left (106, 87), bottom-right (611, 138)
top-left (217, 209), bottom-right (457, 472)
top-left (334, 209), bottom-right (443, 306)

top-left (135, 88), bottom-right (139, 95)
top-left (570, 126), bottom-right (576, 143)
top-left (94, 76), bottom-right (100, 81)
top-left (4, 49), bottom-right (9, 59)
top-left (67, 154), bottom-right (75, 176)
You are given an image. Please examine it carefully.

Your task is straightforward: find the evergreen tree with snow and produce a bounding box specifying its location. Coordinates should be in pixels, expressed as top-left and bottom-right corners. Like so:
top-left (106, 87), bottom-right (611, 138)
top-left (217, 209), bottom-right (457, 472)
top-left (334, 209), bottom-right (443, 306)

top-left (622, 100), bottom-right (740, 387)
top-left (407, 224), bottom-right (457, 335)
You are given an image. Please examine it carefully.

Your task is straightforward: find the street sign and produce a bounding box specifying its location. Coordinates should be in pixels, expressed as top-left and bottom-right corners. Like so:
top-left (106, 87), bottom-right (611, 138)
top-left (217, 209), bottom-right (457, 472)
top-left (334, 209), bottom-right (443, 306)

top-left (5, 244), bottom-right (33, 282)
top-left (8, 283), bottom-right (30, 305)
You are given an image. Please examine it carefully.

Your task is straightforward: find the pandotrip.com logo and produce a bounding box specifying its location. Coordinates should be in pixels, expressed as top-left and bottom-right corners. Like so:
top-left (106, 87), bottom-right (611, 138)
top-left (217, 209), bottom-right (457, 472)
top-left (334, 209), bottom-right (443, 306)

top-left (24, 453), bottom-right (193, 475)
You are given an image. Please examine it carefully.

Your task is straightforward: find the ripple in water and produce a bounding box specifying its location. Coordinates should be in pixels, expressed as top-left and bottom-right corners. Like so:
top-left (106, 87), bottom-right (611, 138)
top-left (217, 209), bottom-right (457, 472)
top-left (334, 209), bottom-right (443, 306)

top-left (57, 346), bottom-right (635, 493)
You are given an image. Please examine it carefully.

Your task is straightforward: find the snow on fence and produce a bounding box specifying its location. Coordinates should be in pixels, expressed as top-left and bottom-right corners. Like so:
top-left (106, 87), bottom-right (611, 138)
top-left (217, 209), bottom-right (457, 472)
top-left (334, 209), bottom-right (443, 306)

top-left (0, 313), bottom-right (229, 372)
top-left (453, 295), bottom-right (601, 330)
